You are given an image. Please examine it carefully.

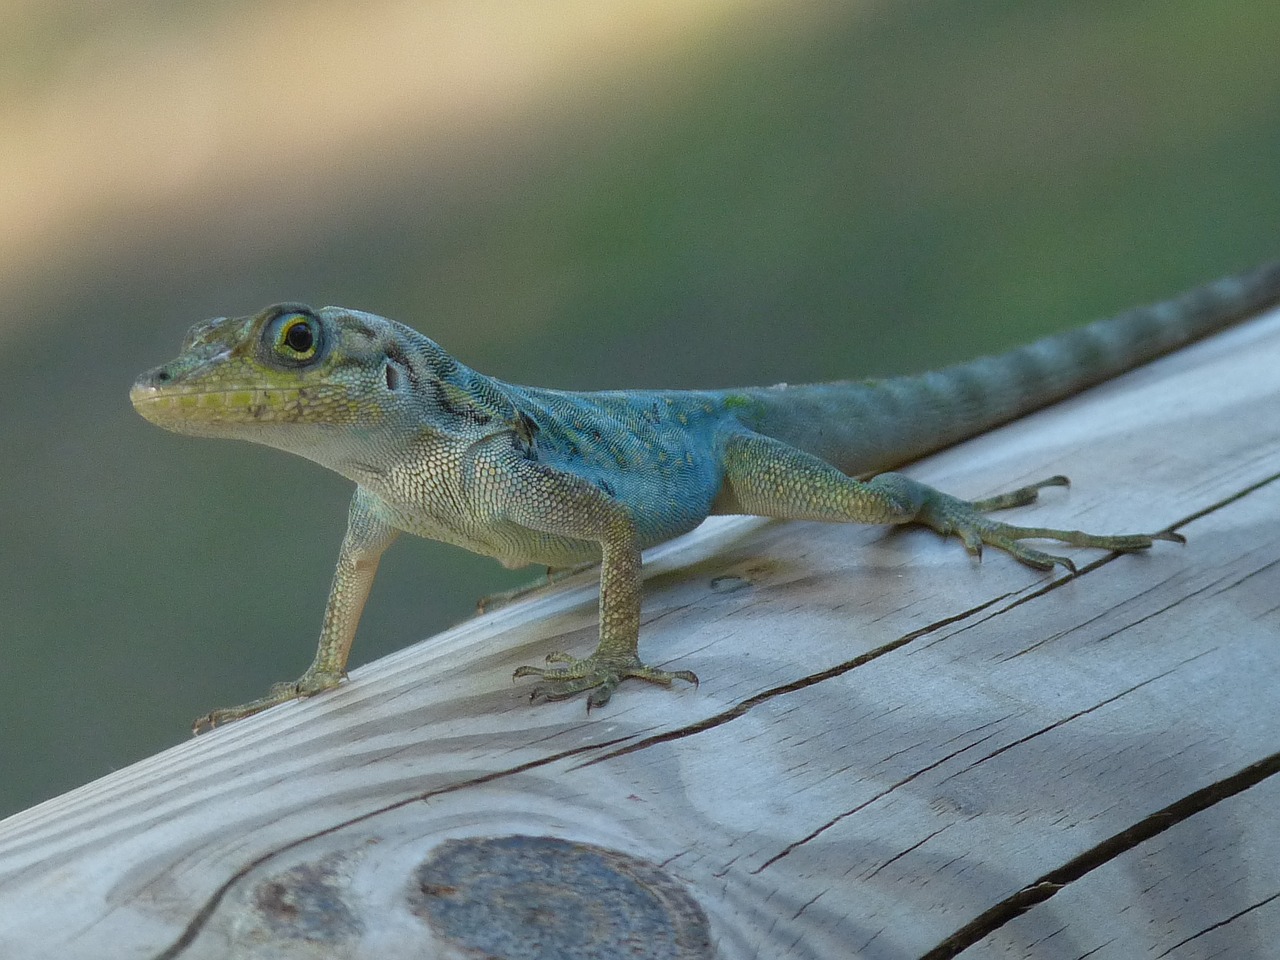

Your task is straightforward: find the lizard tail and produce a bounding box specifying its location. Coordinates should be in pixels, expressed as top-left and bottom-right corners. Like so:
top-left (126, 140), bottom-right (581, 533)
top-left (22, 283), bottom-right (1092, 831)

top-left (741, 260), bottom-right (1280, 475)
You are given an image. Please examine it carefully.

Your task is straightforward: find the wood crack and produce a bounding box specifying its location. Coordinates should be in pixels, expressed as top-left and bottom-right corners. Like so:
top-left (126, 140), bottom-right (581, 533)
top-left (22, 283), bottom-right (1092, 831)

top-left (751, 726), bottom-right (1005, 874)
top-left (934, 650), bottom-right (1213, 785)
top-left (577, 593), bottom-right (1014, 770)
top-left (1170, 469), bottom-right (1280, 529)
top-left (1151, 889), bottom-right (1280, 958)
top-left (1072, 937), bottom-right (1116, 959)
top-left (862, 824), bottom-right (951, 881)
top-left (1204, 555), bottom-right (1280, 601)
top-left (915, 753), bottom-right (1280, 960)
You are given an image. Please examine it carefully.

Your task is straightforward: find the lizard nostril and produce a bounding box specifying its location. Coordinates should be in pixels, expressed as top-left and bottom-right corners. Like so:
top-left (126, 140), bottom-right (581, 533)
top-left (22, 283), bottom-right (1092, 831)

top-left (155, 368), bottom-right (171, 383)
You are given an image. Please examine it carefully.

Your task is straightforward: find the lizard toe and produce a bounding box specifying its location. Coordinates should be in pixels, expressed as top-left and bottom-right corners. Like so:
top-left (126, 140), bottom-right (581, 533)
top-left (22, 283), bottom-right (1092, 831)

top-left (514, 652), bottom-right (697, 708)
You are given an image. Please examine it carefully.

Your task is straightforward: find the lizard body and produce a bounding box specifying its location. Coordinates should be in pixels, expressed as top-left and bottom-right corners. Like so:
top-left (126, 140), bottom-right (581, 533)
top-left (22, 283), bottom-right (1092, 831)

top-left (131, 262), bottom-right (1280, 730)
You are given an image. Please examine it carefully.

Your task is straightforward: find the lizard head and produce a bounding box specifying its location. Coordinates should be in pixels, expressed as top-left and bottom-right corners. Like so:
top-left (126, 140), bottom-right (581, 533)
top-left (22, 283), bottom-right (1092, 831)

top-left (131, 303), bottom-right (434, 460)
top-left (133, 302), bottom-right (531, 477)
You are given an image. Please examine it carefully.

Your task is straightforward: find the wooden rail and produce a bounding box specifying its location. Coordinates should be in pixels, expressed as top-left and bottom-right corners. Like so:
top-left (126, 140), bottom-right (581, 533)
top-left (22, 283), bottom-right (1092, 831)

top-left (2, 308), bottom-right (1278, 960)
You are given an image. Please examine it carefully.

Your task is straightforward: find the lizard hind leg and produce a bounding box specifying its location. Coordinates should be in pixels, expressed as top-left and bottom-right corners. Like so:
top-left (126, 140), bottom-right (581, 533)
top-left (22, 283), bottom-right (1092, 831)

top-left (720, 432), bottom-right (1182, 574)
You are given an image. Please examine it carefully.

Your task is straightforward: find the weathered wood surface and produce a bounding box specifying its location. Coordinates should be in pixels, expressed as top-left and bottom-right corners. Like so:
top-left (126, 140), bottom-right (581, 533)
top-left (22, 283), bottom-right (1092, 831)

top-left (1, 308), bottom-right (1278, 960)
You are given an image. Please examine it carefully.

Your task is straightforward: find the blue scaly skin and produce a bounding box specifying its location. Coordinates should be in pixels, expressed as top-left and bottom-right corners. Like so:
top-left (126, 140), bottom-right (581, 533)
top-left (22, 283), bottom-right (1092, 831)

top-left (131, 262), bottom-right (1280, 731)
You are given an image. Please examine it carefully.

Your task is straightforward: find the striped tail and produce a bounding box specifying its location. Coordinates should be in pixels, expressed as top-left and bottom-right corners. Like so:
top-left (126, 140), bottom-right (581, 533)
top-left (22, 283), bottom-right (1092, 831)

top-left (741, 261), bottom-right (1280, 475)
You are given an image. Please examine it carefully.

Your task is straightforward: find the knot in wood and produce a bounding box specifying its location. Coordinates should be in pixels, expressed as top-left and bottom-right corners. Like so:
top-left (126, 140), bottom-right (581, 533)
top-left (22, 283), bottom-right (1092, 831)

top-left (408, 835), bottom-right (712, 959)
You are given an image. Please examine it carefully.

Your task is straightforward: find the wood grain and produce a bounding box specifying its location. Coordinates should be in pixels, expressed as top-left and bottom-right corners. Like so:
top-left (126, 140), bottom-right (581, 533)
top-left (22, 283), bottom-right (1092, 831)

top-left (1, 309), bottom-right (1277, 960)
top-left (960, 774), bottom-right (1280, 960)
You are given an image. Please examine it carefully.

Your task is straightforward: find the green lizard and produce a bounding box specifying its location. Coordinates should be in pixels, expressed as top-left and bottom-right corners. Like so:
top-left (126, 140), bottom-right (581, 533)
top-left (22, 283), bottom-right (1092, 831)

top-left (131, 262), bottom-right (1280, 732)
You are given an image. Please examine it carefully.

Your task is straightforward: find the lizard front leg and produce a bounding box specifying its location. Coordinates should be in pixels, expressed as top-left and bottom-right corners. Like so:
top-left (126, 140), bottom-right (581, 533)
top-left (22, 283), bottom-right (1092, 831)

top-left (720, 432), bottom-right (1180, 571)
top-left (499, 461), bottom-right (697, 708)
top-left (193, 487), bottom-right (400, 733)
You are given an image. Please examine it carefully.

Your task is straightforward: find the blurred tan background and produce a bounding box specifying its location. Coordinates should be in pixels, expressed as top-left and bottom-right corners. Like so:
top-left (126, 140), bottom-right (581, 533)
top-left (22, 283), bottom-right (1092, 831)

top-left (2, 0), bottom-right (1276, 817)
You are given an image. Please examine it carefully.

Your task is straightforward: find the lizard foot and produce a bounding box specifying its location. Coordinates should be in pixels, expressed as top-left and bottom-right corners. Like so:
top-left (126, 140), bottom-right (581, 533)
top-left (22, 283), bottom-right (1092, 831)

top-left (192, 667), bottom-right (346, 734)
top-left (514, 652), bottom-right (698, 710)
top-left (914, 474), bottom-right (1184, 573)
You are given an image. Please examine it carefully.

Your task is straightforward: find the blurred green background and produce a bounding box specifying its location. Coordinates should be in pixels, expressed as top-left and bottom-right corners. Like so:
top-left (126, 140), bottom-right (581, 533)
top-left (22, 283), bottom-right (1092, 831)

top-left (1, 0), bottom-right (1277, 818)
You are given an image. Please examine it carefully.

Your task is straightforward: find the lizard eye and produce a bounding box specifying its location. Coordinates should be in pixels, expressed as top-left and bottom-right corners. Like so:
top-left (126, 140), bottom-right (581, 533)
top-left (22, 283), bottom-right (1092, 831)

top-left (284, 319), bottom-right (313, 354)
top-left (268, 309), bottom-right (323, 364)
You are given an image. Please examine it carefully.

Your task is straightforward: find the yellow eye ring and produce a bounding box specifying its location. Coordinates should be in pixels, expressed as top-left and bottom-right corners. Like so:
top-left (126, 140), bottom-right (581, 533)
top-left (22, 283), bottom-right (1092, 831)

top-left (277, 316), bottom-right (318, 359)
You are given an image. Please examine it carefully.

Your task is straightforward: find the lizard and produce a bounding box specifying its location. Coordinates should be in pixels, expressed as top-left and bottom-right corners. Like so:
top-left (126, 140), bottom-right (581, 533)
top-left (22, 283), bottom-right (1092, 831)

top-left (131, 261), bottom-right (1280, 732)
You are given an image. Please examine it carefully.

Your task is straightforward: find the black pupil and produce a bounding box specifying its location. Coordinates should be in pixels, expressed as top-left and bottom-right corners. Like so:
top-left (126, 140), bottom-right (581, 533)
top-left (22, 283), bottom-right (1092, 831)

top-left (284, 320), bottom-right (314, 353)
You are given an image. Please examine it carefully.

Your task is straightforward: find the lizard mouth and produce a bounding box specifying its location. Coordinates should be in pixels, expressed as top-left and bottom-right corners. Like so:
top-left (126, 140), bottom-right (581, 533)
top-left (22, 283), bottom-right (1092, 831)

top-left (130, 379), bottom-right (314, 428)
top-left (129, 372), bottom-right (387, 438)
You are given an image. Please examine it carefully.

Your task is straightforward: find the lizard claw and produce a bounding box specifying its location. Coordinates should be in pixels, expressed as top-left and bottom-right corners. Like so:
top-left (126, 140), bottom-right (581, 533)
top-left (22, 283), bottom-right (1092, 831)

top-left (514, 653), bottom-right (698, 710)
top-left (910, 475), bottom-right (1181, 573)
top-left (192, 667), bottom-right (345, 734)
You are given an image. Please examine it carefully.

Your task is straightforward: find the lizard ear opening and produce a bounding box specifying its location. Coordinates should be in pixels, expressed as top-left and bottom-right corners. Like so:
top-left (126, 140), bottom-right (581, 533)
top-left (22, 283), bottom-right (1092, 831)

top-left (384, 361), bottom-right (402, 392)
